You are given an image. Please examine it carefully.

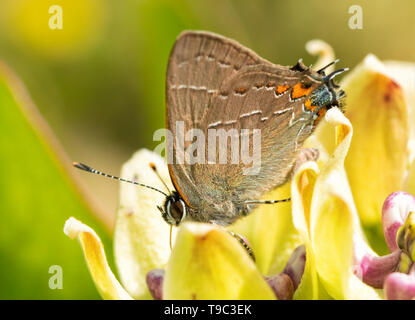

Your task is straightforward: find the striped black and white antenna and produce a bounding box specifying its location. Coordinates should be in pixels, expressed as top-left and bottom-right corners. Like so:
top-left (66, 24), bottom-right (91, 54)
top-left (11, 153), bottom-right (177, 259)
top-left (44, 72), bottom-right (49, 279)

top-left (72, 162), bottom-right (169, 197)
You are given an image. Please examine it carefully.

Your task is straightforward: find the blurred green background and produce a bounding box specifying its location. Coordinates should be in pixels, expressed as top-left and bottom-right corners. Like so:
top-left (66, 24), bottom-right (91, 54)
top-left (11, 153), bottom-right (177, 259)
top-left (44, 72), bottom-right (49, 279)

top-left (0, 0), bottom-right (413, 299)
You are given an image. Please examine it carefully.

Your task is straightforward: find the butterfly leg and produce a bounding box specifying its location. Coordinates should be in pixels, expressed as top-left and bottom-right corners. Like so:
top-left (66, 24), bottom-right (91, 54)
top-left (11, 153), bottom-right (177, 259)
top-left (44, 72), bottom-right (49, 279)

top-left (241, 148), bottom-right (318, 210)
top-left (228, 231), bottom-right (255, 261)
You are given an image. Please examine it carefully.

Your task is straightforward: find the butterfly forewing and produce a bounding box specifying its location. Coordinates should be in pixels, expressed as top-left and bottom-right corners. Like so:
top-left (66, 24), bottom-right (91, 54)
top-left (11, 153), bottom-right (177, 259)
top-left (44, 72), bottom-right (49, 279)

top-left (166, 31), bottom-right (269, 208)
top-left (166, 31), bottom-right (324, 224)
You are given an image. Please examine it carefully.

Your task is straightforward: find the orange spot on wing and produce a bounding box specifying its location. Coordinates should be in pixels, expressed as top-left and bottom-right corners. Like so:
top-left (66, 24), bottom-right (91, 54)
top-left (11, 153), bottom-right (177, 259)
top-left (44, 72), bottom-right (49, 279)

top-left (314, 108), bottom-right (327, 125)
top-left (235, 87), bottom-right (247, 94)
top-left (304, 99), bottom-right (318, 112)
top-left (276, 84), bottom-right (290, 94)
top-left (291, 83), bottom-right (313, 99)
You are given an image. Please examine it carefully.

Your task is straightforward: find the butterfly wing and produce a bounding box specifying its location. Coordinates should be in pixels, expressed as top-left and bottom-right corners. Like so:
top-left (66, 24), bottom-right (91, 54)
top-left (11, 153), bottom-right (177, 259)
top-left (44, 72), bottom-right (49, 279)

top-left (200, 64), bottom-right (322, 202)
top-left (166, 31), bottom-right (270, 208)
top-left (166, 31), bottom-right (323, 222)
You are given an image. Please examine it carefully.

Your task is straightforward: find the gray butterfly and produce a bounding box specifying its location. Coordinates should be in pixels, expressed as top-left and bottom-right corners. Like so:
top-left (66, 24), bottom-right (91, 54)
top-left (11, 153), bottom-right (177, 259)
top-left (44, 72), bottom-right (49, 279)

top-left (163, 31), bottom-right (346, 226)
top-left (74, 30), bottom-right (346, 228)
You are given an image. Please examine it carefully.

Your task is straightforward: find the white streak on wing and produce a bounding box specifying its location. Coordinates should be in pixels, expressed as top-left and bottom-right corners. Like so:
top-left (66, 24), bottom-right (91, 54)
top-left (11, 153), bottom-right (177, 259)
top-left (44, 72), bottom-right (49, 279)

top-left (170, 84), bottom-right (218, 93)
top-left (250, 110), bottom-right (262, 116)
top-left (189, 85), bottom-right (207, 91)
top-left (178, 61), bottom-right (189, 68)
top-left (289, 111), bottom-right (296, 127)
top-left (288, 93), bottom-right (303, 102)
top-left (273, 107), bottom-right (293, 115)
top-left (218, 60), bottom-right (231, 68)
top-left (274, 89), bottom-right (289, 99)
top-left (208, 121), bottom-right (222, 128)
top-left (177, 55), bottom-right (234, 69)
top-left (239, 110), bottom-right (262, 119)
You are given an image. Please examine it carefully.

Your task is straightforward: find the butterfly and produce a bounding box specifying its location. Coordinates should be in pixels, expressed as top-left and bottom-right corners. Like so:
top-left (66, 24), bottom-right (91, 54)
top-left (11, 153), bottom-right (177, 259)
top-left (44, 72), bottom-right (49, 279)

top-left (74, 30), bottom-right (346, 228)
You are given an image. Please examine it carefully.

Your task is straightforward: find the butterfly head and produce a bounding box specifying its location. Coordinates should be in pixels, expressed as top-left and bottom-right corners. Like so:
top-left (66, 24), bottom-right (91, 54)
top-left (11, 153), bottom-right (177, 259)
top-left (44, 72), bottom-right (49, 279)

top-left (158, 191), bottom-right (187, 226)
top-left (304, 67), bottom-right (348, 125)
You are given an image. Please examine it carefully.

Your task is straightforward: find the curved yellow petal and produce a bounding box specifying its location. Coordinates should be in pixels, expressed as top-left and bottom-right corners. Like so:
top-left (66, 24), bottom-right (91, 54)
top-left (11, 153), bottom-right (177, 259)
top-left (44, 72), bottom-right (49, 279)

top-left (384, 61), bottom-right (415, 196)
top-left (291, 162), bottom-right (319, 300)
top-left (341, 54), bottom-right (408, 227)
top-left (114, 149), bottom-right (175, 299)
top-left (312, 196), bottom-right (353, 299)
top-left (305, 39), bottom-right (336, 73)
top-left (292, 162), bottom-right (319, 240)
top-left (229, 183), bottom-right (302, 276)
top-left (309, 108), bottom-right (380, 299)
top-left (64, 217), bottom-right (132, 300)
top-left (164, 222), bottom-right (276, 300)
top-left (291, 108), bottom-right (355, 299)
top-left (311, 108), bottom-right (353, 300)
top-left (383, 61), bottom-right (415, 164)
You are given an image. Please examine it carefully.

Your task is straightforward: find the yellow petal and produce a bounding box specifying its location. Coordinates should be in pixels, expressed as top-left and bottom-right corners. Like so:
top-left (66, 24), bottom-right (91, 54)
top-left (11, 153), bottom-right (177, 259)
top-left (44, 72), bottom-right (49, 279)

top-left (383, 61), bottom-right (415, 164)
top-left (291, 162), bottom-right (320, 299)
top-left (64, 217), bottom-right (132, 300)
top-left (305, 39), bottom-right (336, 73)
top-left (229, 183), bottom-right (302, 276)
top-left (292, 245), bottom-right (319, 300)
top-left (309, 108), bottom-right (380, 299)
top-left (291, 108), bottom-right (356, 299)
top-left (312, 195), bottom-right (353, 299)
top-left (341, 54), bottom-right (409, 227)
top-left (114, 149), bottom-right (175, 299)
top-left (383, 61), bottom-right (415, 195)
top-left (292, 162), bottom-right (320, 240)
top-left (164, 222), bottom-right (276, 300)
top-left (407, 162), bottom-right (415, 195)
top-left (347, 275), bottom-right (382, 300)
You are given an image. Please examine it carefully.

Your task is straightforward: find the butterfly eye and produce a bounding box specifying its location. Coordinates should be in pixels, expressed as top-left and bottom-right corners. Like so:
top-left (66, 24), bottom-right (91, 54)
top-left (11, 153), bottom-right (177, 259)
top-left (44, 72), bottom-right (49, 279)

top-left (166, 198), bottom-right (187, 226)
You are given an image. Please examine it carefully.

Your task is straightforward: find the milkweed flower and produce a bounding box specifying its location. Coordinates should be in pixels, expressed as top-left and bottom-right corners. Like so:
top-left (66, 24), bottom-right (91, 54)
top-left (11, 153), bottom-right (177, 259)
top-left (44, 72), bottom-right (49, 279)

top-left (64, 39), bottom-right (415, 300)
top-left (64, 149), bottom-right (304, 300)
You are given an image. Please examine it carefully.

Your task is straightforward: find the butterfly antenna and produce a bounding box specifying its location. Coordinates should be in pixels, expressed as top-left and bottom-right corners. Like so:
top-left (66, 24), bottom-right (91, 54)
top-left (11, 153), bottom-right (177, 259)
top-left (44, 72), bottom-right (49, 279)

top-left (73, 162), bottom-right (169, 197)
top-left (317, 59), bottom-right (340, 74)
top-left (244, 198), bottom-right (291, 205)
top-left (149, 162), bottom-right (171, 194)
top-left (323, 67), bottom-right (349, 82)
